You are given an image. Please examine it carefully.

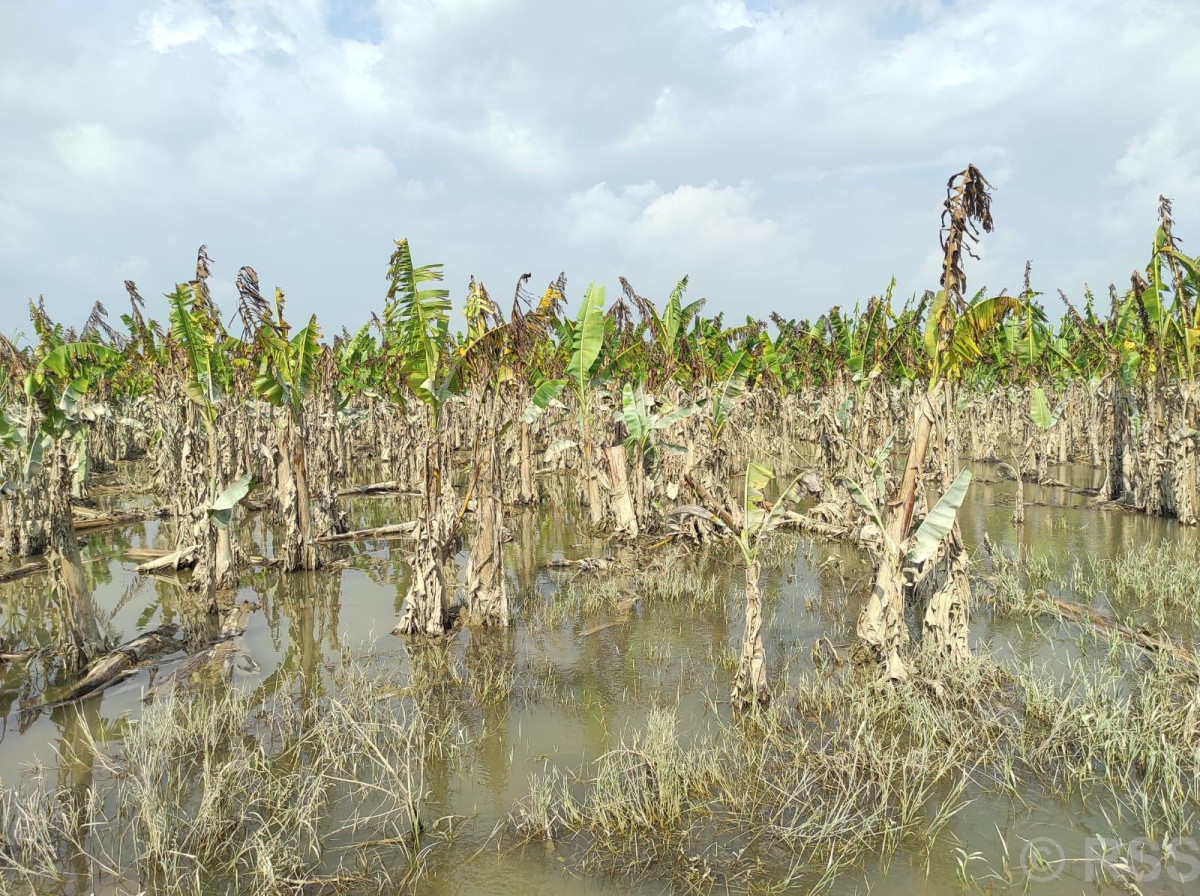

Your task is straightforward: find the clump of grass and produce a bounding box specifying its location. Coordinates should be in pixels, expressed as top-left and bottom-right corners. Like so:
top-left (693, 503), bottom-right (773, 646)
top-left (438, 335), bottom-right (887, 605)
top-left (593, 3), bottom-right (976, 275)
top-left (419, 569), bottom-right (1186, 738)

top-left (512, 655), bottom-right (983, 892)
top-left (0, 660), bottom-right (464, 895)
top-left (520, 574), bottom-right (629, 632)
top-left (976, 541), bottom-right (1064, 617)
top-left (1073, 540), bottom-right (1200, 634)
top-left (980, 535), bottom-right (1200, 640)
top-left (585, 707), bottom-right (721, 835)
top-left (1017, 648), bottom-right (1200, 838)
top-left (636, 558), bottom-right (727, 610)
top-left (511, 643), bottom-right (1200, 893)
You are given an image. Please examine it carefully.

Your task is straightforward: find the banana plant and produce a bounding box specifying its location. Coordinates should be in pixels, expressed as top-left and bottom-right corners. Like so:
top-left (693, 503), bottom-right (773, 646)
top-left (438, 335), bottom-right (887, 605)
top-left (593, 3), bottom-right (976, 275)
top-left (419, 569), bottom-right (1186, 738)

top-left (253, 300), bottom-right (333, 571)
top-left (165, 274), bottom-right (254, 603)
top-left (675, 463), bottom-right (802, 711)
top-left (385, 239), bottom-right (461, 636)
top-left (525, 283), bottom-right (610, 523)
top-left (618, 384), bottom-right (698, 510)
top-left (619, 383), bottom-right (697, 473)
top-left (700, 347), bottom-right (751, 442)
top-left (383, 238), bottom-right (456, 416)
top-left (858, 165), bottom-right (1002, 680)
top-left (849, 467), bottom-right (973, 679)
top-left (642, 276), bottom-right (705, 385)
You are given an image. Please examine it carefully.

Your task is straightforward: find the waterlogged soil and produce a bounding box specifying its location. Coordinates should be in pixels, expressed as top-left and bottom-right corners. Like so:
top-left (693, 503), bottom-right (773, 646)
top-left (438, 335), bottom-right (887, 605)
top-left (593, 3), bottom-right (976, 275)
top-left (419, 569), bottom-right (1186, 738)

top-left (1, 462), bottom-right (1198, 895)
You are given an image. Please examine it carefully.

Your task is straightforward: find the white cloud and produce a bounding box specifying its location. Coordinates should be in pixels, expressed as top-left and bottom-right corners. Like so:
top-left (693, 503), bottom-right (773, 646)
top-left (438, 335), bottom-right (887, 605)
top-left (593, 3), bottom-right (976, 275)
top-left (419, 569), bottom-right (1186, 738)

top-left (141, 1), bottom-right (218, 53)
top-left (562, 180), bottom-right (821, 317)
top-left (1113, 113), bottom-right (1200, 204)
top-left (51, 124), bottom-right (163, 181)
top-left (3, 0), bottom-right (1200, 331)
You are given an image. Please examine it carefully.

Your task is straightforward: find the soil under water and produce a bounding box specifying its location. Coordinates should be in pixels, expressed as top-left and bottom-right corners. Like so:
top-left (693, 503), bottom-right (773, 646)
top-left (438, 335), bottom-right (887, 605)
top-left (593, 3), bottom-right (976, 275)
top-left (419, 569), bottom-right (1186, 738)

top-left (1, 461), bottom-right (1197, 894)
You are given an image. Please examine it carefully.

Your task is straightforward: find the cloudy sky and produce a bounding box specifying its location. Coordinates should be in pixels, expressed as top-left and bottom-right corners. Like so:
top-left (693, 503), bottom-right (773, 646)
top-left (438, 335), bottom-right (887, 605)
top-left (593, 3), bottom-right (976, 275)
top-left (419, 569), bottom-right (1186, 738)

top-left (2, 0), bottom-right (1199, 337)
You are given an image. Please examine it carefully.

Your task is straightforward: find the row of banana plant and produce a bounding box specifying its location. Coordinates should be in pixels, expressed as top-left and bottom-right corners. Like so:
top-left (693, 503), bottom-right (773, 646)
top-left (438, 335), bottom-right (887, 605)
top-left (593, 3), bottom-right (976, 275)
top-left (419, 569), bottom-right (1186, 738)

top-left (2, 166), bottom-right (1198, 703)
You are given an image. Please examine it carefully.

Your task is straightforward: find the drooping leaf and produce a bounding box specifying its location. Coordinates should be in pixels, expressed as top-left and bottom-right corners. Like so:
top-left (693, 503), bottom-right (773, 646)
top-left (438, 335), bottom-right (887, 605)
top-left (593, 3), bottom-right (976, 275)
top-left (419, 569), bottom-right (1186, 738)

top-left (621, 383), bottom-right (649, 447)
top-left (208, 473), bottom-right (255, 530)
top-left (543, 438), bottom-right (578, 463)
top-left (24, 432), bottom-right (50, 481)
top-left (168, 284), bottom-right (214, 400)
top-left (384, 238), bottom-right (452, 410)
top-left (1030, 387), bottom-right (1051, 430)
top-left (530, 377), bottom-right (565, 409)
top-left (907, 468), bottom-right (972, 567)
top-left (289, 315), bottom-right (322, 395)
top-left (743, 462), bottom-right (774, 535)
top-left (840, 476), bottom-right (893, 556)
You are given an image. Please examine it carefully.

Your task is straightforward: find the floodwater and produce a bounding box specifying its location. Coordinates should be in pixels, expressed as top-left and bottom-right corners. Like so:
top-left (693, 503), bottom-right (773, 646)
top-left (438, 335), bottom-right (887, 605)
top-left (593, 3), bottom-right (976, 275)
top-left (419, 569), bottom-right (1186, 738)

top-left (1, 461), bottom-right (1197, 894)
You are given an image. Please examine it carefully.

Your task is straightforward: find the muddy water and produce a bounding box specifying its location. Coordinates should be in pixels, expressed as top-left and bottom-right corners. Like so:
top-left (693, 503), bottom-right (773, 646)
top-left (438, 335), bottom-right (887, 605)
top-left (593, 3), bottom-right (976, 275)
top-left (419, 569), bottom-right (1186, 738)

top-left (1, 462), bottom-right (1197, 894)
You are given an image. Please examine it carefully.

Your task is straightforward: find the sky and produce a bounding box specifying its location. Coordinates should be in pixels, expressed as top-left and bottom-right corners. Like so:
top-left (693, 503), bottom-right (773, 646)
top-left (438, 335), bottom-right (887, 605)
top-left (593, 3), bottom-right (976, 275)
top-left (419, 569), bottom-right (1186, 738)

top-left (2, 0), bottom-right (1199, 338)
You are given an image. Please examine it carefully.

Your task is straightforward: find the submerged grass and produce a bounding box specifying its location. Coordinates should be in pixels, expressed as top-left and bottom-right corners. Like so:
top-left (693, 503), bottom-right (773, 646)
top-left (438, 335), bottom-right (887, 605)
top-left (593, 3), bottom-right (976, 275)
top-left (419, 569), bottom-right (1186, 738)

top-left (982, 535), bottom-right (1200, 638)
top-left (0, 659), bottom-right (465, 896)
top-left (511, 642), bottom-right (1200, 894)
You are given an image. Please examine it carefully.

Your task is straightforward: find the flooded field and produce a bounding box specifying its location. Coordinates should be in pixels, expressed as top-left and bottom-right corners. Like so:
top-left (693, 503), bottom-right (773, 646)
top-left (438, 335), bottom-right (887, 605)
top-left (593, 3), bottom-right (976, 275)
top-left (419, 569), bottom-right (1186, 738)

top-left (2, 461), bottom-right (1198, 895)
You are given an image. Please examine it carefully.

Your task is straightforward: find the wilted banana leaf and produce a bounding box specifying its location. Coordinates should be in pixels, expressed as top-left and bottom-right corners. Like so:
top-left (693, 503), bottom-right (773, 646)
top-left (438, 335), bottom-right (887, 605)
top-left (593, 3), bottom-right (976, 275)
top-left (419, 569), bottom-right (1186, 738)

top-left (208, 473), bottom-right (255, 530)
top-left (907, 468), bottom-right (972, 567)
top-left (840, 475), bottom-right (893, 556)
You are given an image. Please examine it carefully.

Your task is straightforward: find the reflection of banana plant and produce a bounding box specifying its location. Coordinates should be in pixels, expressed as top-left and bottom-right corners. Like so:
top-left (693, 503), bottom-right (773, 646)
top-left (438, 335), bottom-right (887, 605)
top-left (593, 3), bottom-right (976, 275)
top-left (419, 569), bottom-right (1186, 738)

top-left (22, 342), bottom-right (123, 666)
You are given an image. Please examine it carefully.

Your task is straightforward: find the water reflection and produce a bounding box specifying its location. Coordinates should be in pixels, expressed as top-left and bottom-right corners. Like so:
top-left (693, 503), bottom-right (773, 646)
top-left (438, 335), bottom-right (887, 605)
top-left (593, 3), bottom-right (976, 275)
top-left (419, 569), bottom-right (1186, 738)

top-left (1, 469), bottom-right (1198, 894)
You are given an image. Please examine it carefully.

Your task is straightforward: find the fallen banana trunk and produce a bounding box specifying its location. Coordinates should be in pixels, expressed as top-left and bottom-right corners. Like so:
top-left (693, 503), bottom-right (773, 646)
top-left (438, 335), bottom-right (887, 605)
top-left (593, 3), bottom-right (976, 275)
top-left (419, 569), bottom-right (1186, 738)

top-left (71, 505), bottom-right (167, 533)
top-left (579, 594), bottom-right (639, 637)
top-left (49, 625), bottom-right (184, 705)
top-left (0, 647), bottom-right (39, 663)
top-left (317, 521), bottom-right (417, 543)
top-left (778, 510), bottom-right (857, 540)
top-left (128, 546), bottom-right (268, 570)
top-left (337, 480), bottom-right (417, 496)
top-left (0, 561), bottom-right (46, 584)
top-left (147, 605), bottom-right (258, 699)
top-left (545, 557), bottom-right (615, 571)
top-left (135, 546), bottom-right (199, 572)
top-left (1034, 589), bottom-right (1199, 665)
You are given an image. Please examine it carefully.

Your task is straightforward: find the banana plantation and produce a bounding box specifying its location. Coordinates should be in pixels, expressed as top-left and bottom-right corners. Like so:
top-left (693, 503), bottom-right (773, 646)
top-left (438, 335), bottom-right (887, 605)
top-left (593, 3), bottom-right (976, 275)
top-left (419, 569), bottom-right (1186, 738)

top-left (3, 168), bottom-right (1200, 894)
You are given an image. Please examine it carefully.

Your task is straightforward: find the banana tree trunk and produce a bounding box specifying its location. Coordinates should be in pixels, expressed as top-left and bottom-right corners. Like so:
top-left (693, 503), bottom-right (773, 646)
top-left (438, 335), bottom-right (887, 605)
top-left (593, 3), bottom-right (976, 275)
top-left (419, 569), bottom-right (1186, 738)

top-left (922, 528), bottom-right (971, 662)
top-left (731, 561), bottom-right (769, 712)
top-left (856, 392), bottom-right (937, 680)
top-left (1012, 428), bottom-right (1028, 525)
top-left (466, 392), bottom-right (508, 627)
top-left (605, 444), bottom-right (639, 538)
top-left (519, 421), bottom-right (536, 504)
top-left (395, 434), bottom-right (452, 636)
